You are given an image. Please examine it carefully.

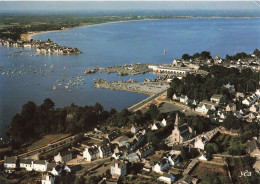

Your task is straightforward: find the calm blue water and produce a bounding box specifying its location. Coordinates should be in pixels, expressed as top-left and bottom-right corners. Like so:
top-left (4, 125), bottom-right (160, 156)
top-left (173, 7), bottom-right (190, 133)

top-left (1, 18), bottom-right (260, 138)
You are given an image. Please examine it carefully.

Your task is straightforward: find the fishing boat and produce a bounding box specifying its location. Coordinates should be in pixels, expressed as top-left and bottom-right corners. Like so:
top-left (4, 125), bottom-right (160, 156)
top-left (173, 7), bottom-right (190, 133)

top-left (53, 86), bottom-right (56, 90)
top-left (65, 86), bottom-right (69, 89)
top-left (58, 83), bottom-right (62, 86)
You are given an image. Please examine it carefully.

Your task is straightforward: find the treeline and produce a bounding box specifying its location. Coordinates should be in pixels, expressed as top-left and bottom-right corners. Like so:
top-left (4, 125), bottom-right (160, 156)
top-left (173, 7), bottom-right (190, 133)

top-left (7, 98), bottom-right (110, 148)
top-left (167, 65), bottom-right (260, 103)
top-left (182, 49), bottom-right (260, 61)
top-left (226, 49), bottom-right (260, 60)
top-left (182, 51), bottom-right (212, 60)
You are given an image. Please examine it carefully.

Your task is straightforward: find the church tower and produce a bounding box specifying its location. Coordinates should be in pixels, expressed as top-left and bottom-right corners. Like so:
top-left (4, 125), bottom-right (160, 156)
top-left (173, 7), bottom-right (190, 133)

top-left (171, 113), bottom-right (180, 144)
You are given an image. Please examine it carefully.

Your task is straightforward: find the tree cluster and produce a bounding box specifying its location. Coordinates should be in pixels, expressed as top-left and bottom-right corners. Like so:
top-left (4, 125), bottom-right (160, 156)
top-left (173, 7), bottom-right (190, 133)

top-left (182, 51), bottom-right (212, 61)
top-left (167, 65), bottom-right (259, 103)
top-left (7, 99), bottom-right (110, 148)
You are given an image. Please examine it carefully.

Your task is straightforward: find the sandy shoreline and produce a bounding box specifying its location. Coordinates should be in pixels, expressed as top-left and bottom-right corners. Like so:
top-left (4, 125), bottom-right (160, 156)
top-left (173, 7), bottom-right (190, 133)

top-left (20, 19), bottom-right (162, 41)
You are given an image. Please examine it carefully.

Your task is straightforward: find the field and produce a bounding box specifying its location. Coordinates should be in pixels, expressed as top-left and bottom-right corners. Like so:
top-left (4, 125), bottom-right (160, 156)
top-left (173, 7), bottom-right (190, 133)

top-left (191, 162), bottom-right (231, 184)
top-left (26, 134), bottom-right (70, 151)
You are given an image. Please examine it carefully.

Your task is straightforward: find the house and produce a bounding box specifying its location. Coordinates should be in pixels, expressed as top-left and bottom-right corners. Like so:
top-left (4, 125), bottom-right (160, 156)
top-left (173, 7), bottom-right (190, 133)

top-left (167, 154), bottom-right (180, 166)
top-left (210, 94), bottom-right (223, 104)
top-left (106, 131), bottom-right (119, 142)
top-left (250, 104), bottom-right (260, 113)
top-left (161, 119), bottom-right (167, 127)
top-left (42, 173), bottom-right (55, 184)
top-left (131, 125), bottom-right (139, 134)
top-left (151, 122), bottom-right (162, 130)
top-left (242, 94), bottom-right (258, 106)
top-left (180, 95), bottom-right (189, 103)
top-left (129, 132), bottom-right (145, 151)
top-left (83, 146), bottom-right (100, 161)
top-left (224, 83), bottom-right (235, 93)
top-left (158, 173), bottom-right (175, 184)
top-left (226, 103), bottom-right (236, 112)
top-left (123, 153), bottom-right (140, 163)
top-left (195, 101), bottom-right (216, 114)
top-left (248, 139), bottom-right (260, 159)
top-left (114, 145), bottom-right (128, 154)
top-left (172, 93), bottom-right (180, 101)
top-left (54, 150), bottom-right (72, 163)
top-left (4, 156), bottom-right (18, 173)
top-left (111, 160), bottom-right (127, 178)
top-left (194, 137), bottom-right (206, 150)
top-left (33, 160), bottom-right (48, 172)
top-left (20, 159), bottom-right (34, 171)
top-left (153, 158), bottom-right (169, 173)
top-left (170, 113), bottom-right (194, 144)
top-left (136, 144), bottom-right (154, 158)
top-left (143, 161), bottom-right (155, 172)
top-left (99, 145), bottom-right (112, 158)
top-left (198, 155), bottom-right (208, 161)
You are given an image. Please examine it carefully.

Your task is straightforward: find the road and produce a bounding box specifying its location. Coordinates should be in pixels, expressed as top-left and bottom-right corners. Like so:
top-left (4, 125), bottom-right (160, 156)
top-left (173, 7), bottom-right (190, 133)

top-left (128, 89), bottom-right (167, 112)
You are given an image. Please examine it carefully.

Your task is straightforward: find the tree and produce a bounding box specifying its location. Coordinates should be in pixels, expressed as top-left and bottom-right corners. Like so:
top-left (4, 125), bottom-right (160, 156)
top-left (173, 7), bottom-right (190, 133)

top-left (147, 104), bottom-right (160, 120)
top-left (43, 98), bottom-right (55, 110)
top-left (182, 53), bottom-right (191, 60)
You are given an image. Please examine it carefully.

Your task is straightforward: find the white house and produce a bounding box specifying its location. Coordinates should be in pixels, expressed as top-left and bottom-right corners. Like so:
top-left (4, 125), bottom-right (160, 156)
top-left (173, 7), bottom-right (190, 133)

top-left (131, 125), bottom-right (139, 134)
top-left (83, 146), bottom-right (100, 161)
top-left (54, 150), bottom-right (72, 163)
top-left (167, 154), bottom-right (180, 166)
top-left (180, 95), bottom-right (189, 103)
top-left (158, 173), bottom-right (175, 184)
top-left (111, 160), bottom-right (127, 178)
top-left (41, 174), bottom-right (55, 184)
top-left (50, 165), bottom-right (62, 176)
top-left (33, 160), bottom-right (48, 172)
top-left (195, 101), bottom-right (216, 114)
top-left (153, 158), bottom-right (169, 173)
top-left (4, 156), bottom-right (17, 173)
top-left (151, 123), bottom-right (162, 130)
top-left (161, 119), bottom-right (167, 127)
top-left (172, 93), bottom-right (180, 101)
top-left (194, 137), bottom-right (206, 150)
top-left (210, 94), bottom-right (223, 104)
top-left (20, 159), bottom-right (34, 171)
top-left (198, 154), bottom-right (208, 161)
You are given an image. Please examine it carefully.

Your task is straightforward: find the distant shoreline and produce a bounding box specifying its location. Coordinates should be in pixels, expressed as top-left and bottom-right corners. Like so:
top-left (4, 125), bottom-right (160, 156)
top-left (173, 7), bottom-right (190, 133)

top-left (21, 17), bottom-right (260, 41)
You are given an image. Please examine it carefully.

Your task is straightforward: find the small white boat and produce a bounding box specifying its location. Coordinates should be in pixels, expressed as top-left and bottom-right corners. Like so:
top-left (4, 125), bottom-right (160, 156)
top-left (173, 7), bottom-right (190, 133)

top-left (53, 86), bottom-right (56, 90)
top-left (58, 83), bottom-right (62, 86)
top-left (65, 86), bottom-right (69, 89)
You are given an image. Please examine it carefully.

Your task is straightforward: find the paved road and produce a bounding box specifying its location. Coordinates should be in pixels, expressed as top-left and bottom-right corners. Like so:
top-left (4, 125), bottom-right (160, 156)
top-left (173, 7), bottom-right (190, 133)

top-left (128, 90), bottom-right (167, 112)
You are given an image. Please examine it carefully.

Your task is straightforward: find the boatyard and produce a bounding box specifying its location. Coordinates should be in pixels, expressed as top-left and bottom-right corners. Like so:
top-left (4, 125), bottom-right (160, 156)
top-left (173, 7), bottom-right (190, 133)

top-left (94, 78), bottom-right (169, 95)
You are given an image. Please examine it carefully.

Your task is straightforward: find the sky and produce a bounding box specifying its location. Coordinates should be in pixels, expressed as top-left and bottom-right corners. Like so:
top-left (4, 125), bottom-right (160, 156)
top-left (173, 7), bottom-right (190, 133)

top-left (0, 1), bottom-right (260, 11)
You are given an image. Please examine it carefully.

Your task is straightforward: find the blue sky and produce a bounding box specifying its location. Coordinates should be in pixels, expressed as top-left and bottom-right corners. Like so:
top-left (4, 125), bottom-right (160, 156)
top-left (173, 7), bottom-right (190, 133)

top-left (0, 1), bottom-right (260, 11)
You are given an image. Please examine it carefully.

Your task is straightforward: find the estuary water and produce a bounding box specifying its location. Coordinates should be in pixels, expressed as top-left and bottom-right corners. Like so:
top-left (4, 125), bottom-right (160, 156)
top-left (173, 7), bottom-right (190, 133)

top-left (1, 18), bottom-right (260, 138)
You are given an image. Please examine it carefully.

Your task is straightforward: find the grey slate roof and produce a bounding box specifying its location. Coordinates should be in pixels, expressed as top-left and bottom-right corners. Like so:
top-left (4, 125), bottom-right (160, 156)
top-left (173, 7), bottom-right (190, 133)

top-left (34, 160), bottom-right (46, 165)
top-left (20, 159), bottom-right (34, 165)
top-left (4, 157), bottom-right (17, 164)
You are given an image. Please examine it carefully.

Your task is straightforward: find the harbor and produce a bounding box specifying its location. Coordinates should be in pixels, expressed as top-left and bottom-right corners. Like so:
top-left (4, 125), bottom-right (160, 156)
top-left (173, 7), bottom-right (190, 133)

top-left (93, 78), bottom-right (169, 95)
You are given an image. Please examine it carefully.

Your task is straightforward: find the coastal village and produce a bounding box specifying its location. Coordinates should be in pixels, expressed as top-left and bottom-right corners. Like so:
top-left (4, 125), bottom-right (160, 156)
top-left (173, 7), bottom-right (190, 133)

top-left (0, 48), bottom-right (260, 184)
top-left (0, 38), bottom-right (81, 55)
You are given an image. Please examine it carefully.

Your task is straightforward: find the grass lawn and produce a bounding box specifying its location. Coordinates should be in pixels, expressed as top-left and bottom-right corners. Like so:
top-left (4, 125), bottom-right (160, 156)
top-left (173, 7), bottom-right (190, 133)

top-left (191, 162), bottom-right (231, 184)
top-left (26, 134), bottom-right (70, 151)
